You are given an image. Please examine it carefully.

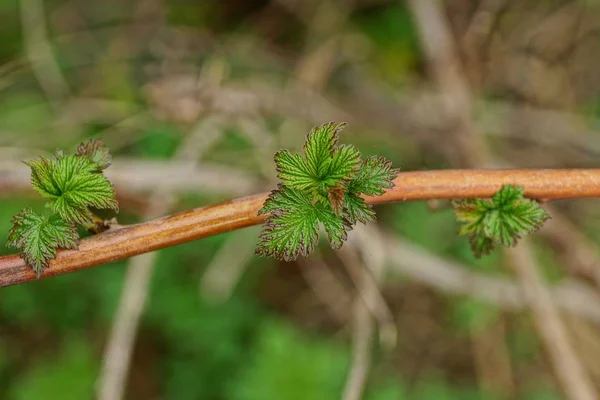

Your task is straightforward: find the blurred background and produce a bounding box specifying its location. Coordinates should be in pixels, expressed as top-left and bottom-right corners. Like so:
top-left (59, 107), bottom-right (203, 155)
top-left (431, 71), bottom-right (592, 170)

top-left (2, 0), bottom-right (600, 399)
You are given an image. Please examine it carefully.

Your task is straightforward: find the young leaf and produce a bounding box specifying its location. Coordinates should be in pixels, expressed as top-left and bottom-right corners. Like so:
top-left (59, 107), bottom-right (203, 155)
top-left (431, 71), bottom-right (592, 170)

top-left (274, 150), bottom-right (316, 191)
top-left (341, 156), bottom-right (399, 225)
top-left (349, 156), bottom-right (400, 196)
top-left (469, 235), bottom-right (496, 258)
top-left (343, 192), bottom-right (376, 225)
top-left (26, 154), bottom-right (118, 225)
top-left (453, 185), bottom-right (550, 257)
top-left (486, 185), bottom-right (550, 246)
top-left (256, 122), bottom-right (399, 261)
top-left (7, 208), bottom-right (78, 276)
top-left (273, 122), bottom-right (359, 197)
top-left (453, 199), bottom-right (495, 257)
top-left (256, 185), bottom-right (351, 261)
top-left (316, 202), bottom-right (351, 249)
top-left (76, 138), bottom-right (112, 171)
top-left (256, 185), bottom-right (321, 261)
top-left (325, 144), bottom-right (361, 186)
top-left (304, 122), bottom-right (346, 178)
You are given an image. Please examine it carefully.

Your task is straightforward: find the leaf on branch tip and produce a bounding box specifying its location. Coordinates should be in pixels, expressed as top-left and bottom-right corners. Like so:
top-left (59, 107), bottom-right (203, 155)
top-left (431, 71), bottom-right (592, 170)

top-left (26, 154), bottom-right (118, 225)
top-left (256, 122), bottom-right (398, 261)
top-left (7, 208), bottom-right (78, 276)
top-left (453, 185), bottom-right (550, 258)
top-left (273, 122), bottom-right (359, 198)
top-left (76, 138), bottom-right (112, 171)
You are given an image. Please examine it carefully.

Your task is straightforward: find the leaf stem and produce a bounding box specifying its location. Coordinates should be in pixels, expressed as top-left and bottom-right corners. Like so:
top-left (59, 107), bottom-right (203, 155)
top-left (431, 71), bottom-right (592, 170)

top-left (2, 168), bottom-right (600, 287)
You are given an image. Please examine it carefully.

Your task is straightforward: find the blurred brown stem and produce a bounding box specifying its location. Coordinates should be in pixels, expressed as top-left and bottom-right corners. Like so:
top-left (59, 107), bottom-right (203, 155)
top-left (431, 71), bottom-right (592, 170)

top-left (2, 169), bottom-right (600, 287)
top-left (506, 244), bottom-right (597, 400)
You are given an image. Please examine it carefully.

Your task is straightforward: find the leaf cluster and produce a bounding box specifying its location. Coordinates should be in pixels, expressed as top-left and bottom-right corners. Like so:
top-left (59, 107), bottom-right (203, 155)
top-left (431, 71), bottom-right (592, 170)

top-left (452, 185), bottom-right (550, 258)
top-left (8, 139), bottom-right (118, 276)
top-left (255, 122), bottom-right (399, 261)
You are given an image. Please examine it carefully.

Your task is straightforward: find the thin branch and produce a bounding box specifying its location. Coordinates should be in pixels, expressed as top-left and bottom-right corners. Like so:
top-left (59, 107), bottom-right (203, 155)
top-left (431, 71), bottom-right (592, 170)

top-left (540, 205), bottom-right (600, 288)
top-left (408, 1), bottom-right (595, 397)
top-left (0, 159), bottom-right (259, 197)
top-left (96, 249), bottom-right (158, 400)
top-left (382, 233), bottom-right (600, 324)
top-left (97, 115), bottom-right (225, 400)
top-left (3, 169), bottom-right (600, 287)
top-left (341, 226), bottom-right (390, 400)
top-left (198, 228), bottom-right (258, 303)
top-left (470, 317), bottom-right (515, 398)
top-left (341, 254), bottom-right (376, 400)
top-left (340, 239), bottom-right (396, 350)
top-left (352, 224), bottom-right (396, 348)
top-left (298, 253), bottom-right (353, 325)
top-left (506, 244), bottom-right (597, 400)
top-left (19, 0), bottom-right (70, 105)
top-left (407, 0), bottom-right (488, 167)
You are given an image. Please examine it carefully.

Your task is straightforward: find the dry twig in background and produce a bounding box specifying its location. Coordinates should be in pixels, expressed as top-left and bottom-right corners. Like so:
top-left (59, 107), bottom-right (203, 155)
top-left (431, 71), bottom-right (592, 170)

top-left (340, 225), bottom-right (391, 400)
top-left (97, 116), bottom-right (225, 400)
top-left (0, 158), bottom-right (259, 198)
top-left (507, 244), bottom-right (597, 400)
top-left (199, 228), bottom-right (258, 303)
top-left (383, 234), bottom-right (600, 324)
top-left (339, 245), bottom-right (378, 400)
top-left (19, 0), bottom-right (70, 105)
top-left (298, 253), bottom-right (353, 325)
top-left (408, 1), bottom-right (595, 397)
top-left (96, 204), bottom-right (166, 400)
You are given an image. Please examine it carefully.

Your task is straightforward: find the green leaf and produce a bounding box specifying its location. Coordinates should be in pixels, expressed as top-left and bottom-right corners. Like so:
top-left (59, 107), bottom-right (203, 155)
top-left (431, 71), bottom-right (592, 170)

top-left (7, 208), bottom-right (78, 276)
top-left (486, 185), bottom-right (550, 246)
top-left (273, 122), bottom-right (358, 197)
top-left (256, 186), bottom-right (320, 261)
top-left (453, 185), bottom-right (550, 257)
top-left (76, 138), bottom-right (112, 171)
top-left (256, 122), bottom-right (399, 261)
top-left (453, 199), bottom-right (489, 236)
top-left (26, 154), bottom-right (118, 225)
top-left (468, 235), bottom-right (496, 258)
top-left (349, 156), bottom-right (400, 196)
top-left (304, 122), bottom-right (345, 178)
top-left (256, 185), bottom-right (351, 261)
top-left (274, 150), bottom-right (316, 191)
top-left (316, 201), bottom-right (351, 249)
top-left (325, 144), bottom-right (361, 186)
top-left (344, 192), bottom-right (376, 225)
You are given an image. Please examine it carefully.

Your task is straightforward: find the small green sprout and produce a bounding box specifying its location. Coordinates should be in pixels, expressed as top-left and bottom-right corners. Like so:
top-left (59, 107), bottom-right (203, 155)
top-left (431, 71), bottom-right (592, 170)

top-left (8, 139), bottom-right (119, 276)
top-left (453, 185), bottom-right (550, 257)
top-left (255, 122), bottom-right (399, 261)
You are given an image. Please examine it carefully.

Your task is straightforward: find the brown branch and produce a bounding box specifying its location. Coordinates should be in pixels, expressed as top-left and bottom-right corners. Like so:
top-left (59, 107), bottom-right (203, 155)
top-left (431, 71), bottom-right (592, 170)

top-left (2, 169), bottom-right (600, 288)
